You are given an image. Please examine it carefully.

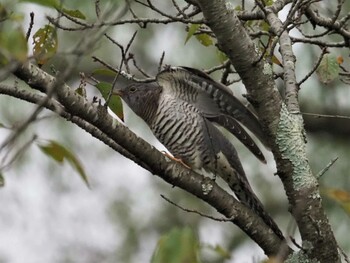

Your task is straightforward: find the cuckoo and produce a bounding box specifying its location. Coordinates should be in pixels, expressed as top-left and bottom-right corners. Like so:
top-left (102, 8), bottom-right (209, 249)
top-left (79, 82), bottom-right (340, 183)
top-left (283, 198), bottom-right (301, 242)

top-left (113, 66), bottom-right (283, 240)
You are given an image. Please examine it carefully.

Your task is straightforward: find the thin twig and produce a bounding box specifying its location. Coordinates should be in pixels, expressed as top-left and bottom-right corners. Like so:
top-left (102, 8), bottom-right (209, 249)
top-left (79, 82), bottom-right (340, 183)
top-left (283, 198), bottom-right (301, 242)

top-left (316, 157), bottom-right (338, 179)
top-left (297, 47), bottom-right (327, 86)
top-left (204, 60), bottom-right (232, 74)
top-left (131, 56), bottom-right (151, 78)
top-left (338, 244), bottom-right (350, 263)
top-left (302, 112), bottom-right (350, 120)
top-left (26, 12), bottom-right (34, 42)
top-left (92, 56), bottom-right (154, 82)
top-left (95, 0), bottom-right (101, 18)
top-left (171, 0), bottom-right (187, 18)
top-left (105, 31), bottom-right (138, 106)
top-left (160, 194), bottom-right (235, 222)
top-left (158, 51), bottom-right (165, 72)
top-left (47, 16), bottom-right (203, 31)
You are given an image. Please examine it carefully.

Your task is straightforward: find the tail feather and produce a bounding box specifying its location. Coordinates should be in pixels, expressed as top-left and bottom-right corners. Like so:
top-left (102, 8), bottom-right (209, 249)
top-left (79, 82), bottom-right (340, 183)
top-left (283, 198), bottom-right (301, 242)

top-left (203, 119), bottom-right (284, 240)
top-left (233, 176), bottom-right (284, 240)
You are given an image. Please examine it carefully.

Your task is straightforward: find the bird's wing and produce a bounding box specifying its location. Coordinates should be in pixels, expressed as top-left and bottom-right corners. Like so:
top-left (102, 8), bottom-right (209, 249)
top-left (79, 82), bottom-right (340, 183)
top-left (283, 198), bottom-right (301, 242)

top-left (156, 66), bottom-right (268, 162)
top-left (208, 115), bottom-right (266, 163)
top-left (200, 118), bottom-right (247, 180)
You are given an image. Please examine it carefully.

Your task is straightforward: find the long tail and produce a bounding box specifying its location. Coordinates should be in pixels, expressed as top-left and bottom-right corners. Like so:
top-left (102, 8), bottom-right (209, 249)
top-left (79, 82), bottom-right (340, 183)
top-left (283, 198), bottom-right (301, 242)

top-left (227, 172), bottom-right (284, 240)
top-left (204, 119), bottom-right (284, 240)
top-left (217, 152), bottom-right (284, 240)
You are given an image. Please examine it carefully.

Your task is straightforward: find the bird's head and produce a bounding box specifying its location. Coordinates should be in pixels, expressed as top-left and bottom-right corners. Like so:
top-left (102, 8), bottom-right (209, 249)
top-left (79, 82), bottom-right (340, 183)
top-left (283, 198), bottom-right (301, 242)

top-left (113, 82), bottom-right (162, 122)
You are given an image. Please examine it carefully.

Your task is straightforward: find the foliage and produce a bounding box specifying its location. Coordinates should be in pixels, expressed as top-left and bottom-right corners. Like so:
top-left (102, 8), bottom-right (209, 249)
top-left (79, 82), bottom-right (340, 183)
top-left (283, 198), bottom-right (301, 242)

top-left (38, 140), bottom-right (89, 187)
top-left (151, 227), bottom-right (201, 263)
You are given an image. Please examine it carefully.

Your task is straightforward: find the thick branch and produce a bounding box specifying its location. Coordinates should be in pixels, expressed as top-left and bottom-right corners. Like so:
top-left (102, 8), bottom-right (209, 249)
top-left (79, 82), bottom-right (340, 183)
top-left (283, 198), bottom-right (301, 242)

top-left (196, 1), bottom-right (340, 262)
top-left (265, 7), bottom-right (299, 113)
top-left (0, 83), bottom-right (150, 171)
top-left (305, 3), bottom-right (350, 41)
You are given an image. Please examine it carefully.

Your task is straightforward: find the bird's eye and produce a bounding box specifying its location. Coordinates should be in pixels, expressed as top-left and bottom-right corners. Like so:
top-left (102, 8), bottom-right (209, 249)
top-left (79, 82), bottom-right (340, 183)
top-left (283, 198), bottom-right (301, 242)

top-left (129, 86), bottom-right (137, 93)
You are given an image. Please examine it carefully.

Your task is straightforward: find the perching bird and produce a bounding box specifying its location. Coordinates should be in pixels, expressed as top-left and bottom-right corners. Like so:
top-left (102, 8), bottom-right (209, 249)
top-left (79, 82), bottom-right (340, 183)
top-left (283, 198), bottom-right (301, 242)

top-left (114, 66), bottom-right (283, 240)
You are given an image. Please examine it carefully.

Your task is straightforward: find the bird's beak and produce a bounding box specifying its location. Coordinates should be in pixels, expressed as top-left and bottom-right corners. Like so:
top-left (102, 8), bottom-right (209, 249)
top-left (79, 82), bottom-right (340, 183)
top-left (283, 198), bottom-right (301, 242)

top-left (112, 88), bottom-right (123, 97)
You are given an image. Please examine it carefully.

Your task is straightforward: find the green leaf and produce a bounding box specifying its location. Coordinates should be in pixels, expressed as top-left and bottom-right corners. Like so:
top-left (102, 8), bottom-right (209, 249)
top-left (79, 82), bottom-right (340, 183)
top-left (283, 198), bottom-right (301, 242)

top-left (62, 8), bottom-right (86, 19)
top-left (0, 123), bottom-right (8, 129)
top-left (0, 4), bottom-right (8, 20)
top-left (38, 140), bottom-right (90, 187)
top-left (151, 227), bottom-right (201, 263)
top-left (316, 53), bottom-right (340, 85)
top-left (185, 24), bottom-right (200, 44)
top-left (19, 0), bottom-right (86, 19)
top-left (259, 21), bottom-right (270, 32)
top-left (92, 68), bottom-right (117, 77)
top-left (0, 172), bottom-right (5, 187)
top-left (195, 33), bottom-right (213, 47)
top-left (211, 245), bottom-right (231, 259)
top-left (216, 50), bottom-right (227, 64)
top-left (75, 86), bottom-right (87, 98)
top-left (19, 0), bottom-right (60, 9)
top-left (95, 82), bottom-right (124, 121)
top-left (265, 0), bottom-right (274, 6)
top-left (33, 25), bottom-right (58, 66)
top-left (0, 21), bottom-right (28, 62)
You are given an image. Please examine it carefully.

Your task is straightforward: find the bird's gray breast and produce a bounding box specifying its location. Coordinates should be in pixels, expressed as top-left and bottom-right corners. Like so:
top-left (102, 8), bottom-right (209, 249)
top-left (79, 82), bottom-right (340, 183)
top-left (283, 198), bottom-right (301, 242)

top-left (150, 94), bottom-right (211, 169)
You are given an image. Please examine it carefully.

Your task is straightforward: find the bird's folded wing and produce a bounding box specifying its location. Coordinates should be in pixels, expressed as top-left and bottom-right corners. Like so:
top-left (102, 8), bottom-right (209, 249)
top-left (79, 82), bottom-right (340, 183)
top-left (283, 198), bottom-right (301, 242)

top-left (156, 66), bottom-right (269, 150)
top-left (207, 115), bottom-right (266, 163)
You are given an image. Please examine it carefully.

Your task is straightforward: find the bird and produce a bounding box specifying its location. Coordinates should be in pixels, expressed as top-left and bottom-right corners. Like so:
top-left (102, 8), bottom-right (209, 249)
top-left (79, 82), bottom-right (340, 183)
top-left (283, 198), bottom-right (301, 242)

top-left (113, 66), bottom-right (283, 240)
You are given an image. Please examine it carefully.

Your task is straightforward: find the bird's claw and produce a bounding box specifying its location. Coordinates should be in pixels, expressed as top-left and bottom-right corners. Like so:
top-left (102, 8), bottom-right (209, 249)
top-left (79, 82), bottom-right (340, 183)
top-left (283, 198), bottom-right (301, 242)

top-left (161, 151), bottom-right (191, 169)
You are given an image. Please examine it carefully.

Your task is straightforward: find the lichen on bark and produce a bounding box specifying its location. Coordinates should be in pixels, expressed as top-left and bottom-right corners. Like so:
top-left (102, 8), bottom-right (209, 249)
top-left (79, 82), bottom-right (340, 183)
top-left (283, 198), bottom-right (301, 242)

top-left (276, 103), bottom-right (315, 190)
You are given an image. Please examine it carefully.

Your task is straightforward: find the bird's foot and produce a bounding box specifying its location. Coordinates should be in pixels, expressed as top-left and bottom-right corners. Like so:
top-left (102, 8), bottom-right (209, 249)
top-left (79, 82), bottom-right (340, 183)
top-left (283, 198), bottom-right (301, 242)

top-left (161, 151), bottom-right (191, 169)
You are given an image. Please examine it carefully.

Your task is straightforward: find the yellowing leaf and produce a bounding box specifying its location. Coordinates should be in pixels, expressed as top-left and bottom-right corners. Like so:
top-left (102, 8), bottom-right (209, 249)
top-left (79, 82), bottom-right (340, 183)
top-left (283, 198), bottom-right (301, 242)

top-left (185, 24), bottom-right (213, 47)
top-left (33, 25), bottom-right (58, 66)
top-left (271, 54), bottom-right (282, 66)
top-left (38, 140), bottom-right (89, 187)
top-left (337, 56), bottom-right (344, 65)
top-left (195, 33), bottom-right (213, 47)
top-left (151, 227), bottom-right (201, 263)
top-left (95, 82), bottom-right (124, 121)
top-left (324, 188), bottom-right (350, 215)
top-left (316, 54), bottom-right (340, 84)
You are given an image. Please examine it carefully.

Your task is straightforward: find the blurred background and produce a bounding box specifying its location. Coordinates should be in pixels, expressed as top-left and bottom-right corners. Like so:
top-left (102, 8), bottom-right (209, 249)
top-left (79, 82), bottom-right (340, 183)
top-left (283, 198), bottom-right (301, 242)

top-left (0, 1), bottom-right (349, 262)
